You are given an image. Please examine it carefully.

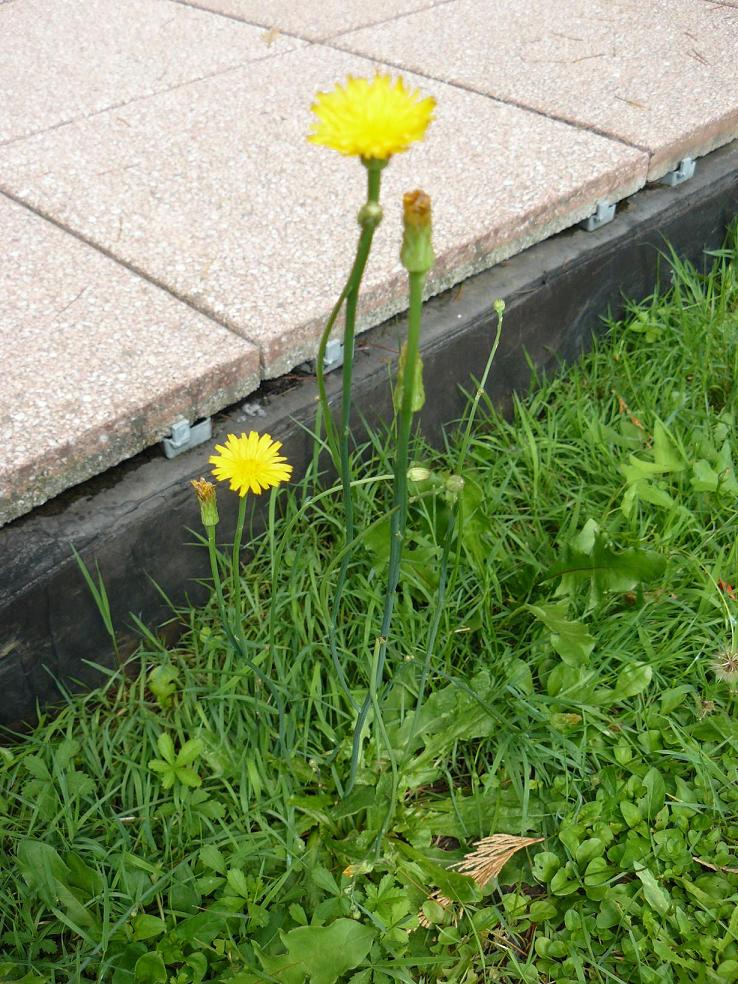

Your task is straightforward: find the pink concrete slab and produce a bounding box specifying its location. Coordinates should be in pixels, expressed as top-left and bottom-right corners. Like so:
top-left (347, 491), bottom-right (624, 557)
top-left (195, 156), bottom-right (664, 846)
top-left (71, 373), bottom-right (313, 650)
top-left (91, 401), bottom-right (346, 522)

top-left (337, 0), bottom-right (738, 179)
top-left (0, 197), bottom-right (260, 526)
top-left (170, 0), bottom-right (443, 41)
top-left (0, 46), bottom-right (648, 382)
top-left (0, 0), bottom-right (301, 144)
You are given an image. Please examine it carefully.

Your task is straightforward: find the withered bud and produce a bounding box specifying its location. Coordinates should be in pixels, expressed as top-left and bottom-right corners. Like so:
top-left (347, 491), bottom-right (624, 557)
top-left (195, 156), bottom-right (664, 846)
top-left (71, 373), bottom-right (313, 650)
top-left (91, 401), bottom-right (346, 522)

top-left (400, 189), bottom-right (435, 274)
top-left (191, 477), bottom-right (219, 528)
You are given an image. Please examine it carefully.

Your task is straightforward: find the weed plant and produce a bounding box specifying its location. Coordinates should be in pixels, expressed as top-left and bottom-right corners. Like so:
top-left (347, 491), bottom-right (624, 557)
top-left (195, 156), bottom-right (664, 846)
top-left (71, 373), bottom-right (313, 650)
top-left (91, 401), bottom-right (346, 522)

top-left (2, 238), bottom-right (738, 982)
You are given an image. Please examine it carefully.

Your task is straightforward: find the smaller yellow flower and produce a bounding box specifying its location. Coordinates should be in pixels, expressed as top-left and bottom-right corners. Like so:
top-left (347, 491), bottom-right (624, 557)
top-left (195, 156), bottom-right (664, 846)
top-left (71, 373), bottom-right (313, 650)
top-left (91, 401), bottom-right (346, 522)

top-left (209, 432), bottom-right (292, 497)
top-left (309, 74), bottom-right (435, 160)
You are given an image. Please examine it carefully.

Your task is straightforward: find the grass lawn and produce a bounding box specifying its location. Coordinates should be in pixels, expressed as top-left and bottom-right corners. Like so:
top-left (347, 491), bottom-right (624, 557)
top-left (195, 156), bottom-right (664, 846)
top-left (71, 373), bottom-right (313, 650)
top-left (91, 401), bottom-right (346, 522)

top-left (2, 234), bottom-right (738, 983)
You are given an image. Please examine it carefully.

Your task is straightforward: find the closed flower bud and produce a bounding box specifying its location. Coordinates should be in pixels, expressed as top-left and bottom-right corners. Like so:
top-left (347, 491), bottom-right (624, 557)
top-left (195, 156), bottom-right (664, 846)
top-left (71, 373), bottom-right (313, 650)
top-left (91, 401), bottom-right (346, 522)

top-left (357, 201), bottom-right (383, 229)
top-left (407, 466), bottom-right (432, 482)
top-left (400, 189), bottom-right (435, 274)
top-left (191, 478), bottom-right (219, 527)
top-left (445, 474), bottom-right (465, 496)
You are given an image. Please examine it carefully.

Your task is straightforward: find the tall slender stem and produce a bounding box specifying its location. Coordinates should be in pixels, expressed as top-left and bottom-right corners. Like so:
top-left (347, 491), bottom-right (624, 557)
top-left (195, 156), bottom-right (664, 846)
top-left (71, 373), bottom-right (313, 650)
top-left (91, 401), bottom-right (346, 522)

top-left (320, 161), bottom-right (385, 706)
top-left (231, 495), bottom-right (248, 639)
top-left (348, 268), bottom-right (427, 791)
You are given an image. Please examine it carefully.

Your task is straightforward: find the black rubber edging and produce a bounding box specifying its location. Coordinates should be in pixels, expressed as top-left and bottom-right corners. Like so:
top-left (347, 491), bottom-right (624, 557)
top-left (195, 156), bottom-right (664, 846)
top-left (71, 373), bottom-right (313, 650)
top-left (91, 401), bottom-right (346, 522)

top-left (2, 141), bottom-right (738, 729)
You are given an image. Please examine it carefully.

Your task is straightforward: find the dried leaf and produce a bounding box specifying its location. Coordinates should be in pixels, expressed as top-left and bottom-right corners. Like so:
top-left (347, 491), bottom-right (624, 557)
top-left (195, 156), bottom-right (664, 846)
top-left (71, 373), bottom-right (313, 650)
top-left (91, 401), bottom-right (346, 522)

top-left (418, 833), bottom-right (544, 928)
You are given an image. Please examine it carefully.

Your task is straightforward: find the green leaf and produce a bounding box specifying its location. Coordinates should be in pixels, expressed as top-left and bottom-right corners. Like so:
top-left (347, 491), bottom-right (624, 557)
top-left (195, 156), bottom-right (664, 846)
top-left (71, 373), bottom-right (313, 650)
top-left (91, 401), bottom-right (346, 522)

top-left (174, 766), bottom-right (202, 789)
top-left (16, 840), bottom-right (96, 930)
top-left (156, 733), bottom-right (176, 765)
top-left (652, 420), bottom-right (685, 472)
top-left (550, 520), bottom-right (666, 608)
top-left (311, 865), bottom-right (340, 896)
top-left (641, 768), bottom-right (666, 818)
top-left (176, 739), bottom-right (204, 767)
top-left (259, 919), bottom-right (376, 984)
top-left (621, 802), bottom-right (642, 828)
top-left (528, 602), bottom-right (595, 666)
top-left (692, 458), bottom-right (720, 492)
top-left (635, 864), bottom-right (670, 916)
top-left (226, 868), bottom-right (249, 898)
top-left (134, 952), bottom-right (167, 984)
top-left (132, 914), bottom-right (167, 942)
top-left (199, 844), bottom-right (226, 874)
top-left (615, 662), bottom-right (653, 699)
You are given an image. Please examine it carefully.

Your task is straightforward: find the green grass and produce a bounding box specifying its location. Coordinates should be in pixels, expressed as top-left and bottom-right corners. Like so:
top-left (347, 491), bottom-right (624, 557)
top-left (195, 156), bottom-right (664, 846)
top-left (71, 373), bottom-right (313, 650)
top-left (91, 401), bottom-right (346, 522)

top-left (2, 233), bottom-right (738, 984)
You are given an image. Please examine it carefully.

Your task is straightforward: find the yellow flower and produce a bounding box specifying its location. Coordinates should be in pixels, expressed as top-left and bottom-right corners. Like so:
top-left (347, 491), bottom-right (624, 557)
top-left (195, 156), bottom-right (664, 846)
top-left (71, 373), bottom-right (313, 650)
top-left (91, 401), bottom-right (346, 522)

top-left (309, 74), bottom-right (435, 160)
top-left (209, 432), bottom-right (292, 497)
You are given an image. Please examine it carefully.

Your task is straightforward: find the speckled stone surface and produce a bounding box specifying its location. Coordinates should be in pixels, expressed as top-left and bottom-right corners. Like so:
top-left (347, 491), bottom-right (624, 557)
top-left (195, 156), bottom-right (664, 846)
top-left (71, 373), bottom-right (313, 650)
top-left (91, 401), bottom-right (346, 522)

top-left (0, 0), bottom-right (301, 143)
top-left (169, 0), bottom-right (444, 40)
top-left (0, 46), bottom-right (648, 382)
top-left (337, 0), bottom-right (738, 179)
top-left (0, 196), bottom-right (260, 525)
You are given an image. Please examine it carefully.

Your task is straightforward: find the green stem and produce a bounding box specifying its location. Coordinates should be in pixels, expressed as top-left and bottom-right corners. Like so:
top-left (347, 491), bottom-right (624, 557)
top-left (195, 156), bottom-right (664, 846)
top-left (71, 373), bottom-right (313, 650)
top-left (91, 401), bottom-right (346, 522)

top-left (231, 495), bottom-right (249, 639)
top-left (206, 525), bottom-right (234, 648)
top-left (347, 269), bottom-right (427, 792)
top-left (322, 161), bottom-right (385, 706)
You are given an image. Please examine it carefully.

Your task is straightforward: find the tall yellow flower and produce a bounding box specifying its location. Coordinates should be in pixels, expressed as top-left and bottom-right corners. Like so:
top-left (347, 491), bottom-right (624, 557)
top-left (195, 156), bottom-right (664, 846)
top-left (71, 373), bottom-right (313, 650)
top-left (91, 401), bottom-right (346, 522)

top-left (309, 74), bottom-right (435, 160)
top-left (209, 432), bottom-right (292, 497)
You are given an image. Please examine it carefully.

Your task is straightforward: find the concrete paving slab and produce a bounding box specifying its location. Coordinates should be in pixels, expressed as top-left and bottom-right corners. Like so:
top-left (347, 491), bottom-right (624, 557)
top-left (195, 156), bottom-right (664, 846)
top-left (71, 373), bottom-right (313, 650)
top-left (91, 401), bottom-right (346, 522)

top-left (0, 0), bottom-right (301, 144)
top-left (170, 0), bottom-right (444, 41)
top-left (0, 196), bottom-right (260, 525)
top-left (336, 0), bottom-right (738, 179)
top-left (0, 46), bottom-right (648, 384)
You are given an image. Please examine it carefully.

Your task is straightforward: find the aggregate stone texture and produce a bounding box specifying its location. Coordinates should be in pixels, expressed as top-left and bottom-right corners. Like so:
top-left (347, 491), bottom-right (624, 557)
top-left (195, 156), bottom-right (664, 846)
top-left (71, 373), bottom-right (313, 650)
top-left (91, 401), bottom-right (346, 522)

top-left (336, 0), bottom-right (738, 179)
top-left (0, 46), bottom-right (648, 382)
top-left (169, 0), bottom-right (447, 41)
top-left (0, 196), bottom-right (260, 526)
top-left (0, 0), bottom-right (301, 144)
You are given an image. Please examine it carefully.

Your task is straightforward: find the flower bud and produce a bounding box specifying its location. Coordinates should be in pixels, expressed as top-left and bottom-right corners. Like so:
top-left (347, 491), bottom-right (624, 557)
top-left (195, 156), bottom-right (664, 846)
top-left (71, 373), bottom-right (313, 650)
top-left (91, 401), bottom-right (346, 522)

top-left (445, 474), bottom-right (465, 496)
top-left (191, 478), bottom-right (219, 527)
top-left (357, 201), bottom-right (383, 229)
top-left (400, 189), bottom-right (435, 274)
top-left (407, 466), bottom-right (432, 483)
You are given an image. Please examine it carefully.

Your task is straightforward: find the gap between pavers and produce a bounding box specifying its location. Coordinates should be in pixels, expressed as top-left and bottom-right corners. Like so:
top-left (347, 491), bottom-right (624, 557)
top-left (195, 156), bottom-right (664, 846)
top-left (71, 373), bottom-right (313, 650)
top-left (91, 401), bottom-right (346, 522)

top-left (0, 46), bottom-right (648, 380)
top-left (0, 195), bottom-right (260, 526)
top-left (333, 0), bottom-right (738, 180)
top-left (2, 139), bottom-right (738, 728)
top-left (0, 0), bottom-right (303, 145)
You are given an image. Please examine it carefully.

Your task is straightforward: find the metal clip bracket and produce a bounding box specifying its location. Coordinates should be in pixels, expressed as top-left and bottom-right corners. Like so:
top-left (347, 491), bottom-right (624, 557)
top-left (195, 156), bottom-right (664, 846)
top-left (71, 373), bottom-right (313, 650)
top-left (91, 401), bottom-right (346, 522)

top-left (323, 339), bottom-right (344, 371)
top-left (580, 201), bottom-right (616, 232)
top-left (161, 417), bottom-right (212, 459)
top-left (658, 157), bottom-right (696, 187)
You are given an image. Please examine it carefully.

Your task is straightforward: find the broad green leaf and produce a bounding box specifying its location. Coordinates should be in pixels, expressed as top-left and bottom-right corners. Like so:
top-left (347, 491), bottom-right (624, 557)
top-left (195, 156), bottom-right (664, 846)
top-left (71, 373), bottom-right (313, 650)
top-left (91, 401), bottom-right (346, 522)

top-left (652, 420), bottom-right (685, 472)
top-left (148, 665), bottom-right (180, 709)
top-left (635, 864), bottom-right (670, 916)
top-left (528, 602), bottom-right (595, 666)
top-left (199, 844), bottom-right (226, 874)
top-left (226, 868), bottom-right (249, 898)
top-left (311, 865), bottom-right (340, 896)
top-left (156, 733), bottom-right (176, 765)
top-left (174, 766), bottom-right (202, 789)
top-left (16, 840), bottom-right (96, 929)
top-left (551, 520), bottom-right (665, 608)
top-left (134, 952), bottom-right (167, 984)
top-left (259, 919), bottom-right (376, 984)
top-left (691, 458), bottom-right (720, 492)
top-left (132, 914), bottom-right (167, 941)
top-left (615, 662), bottom-right (653, 699)
top-left (641, 768), bottom-right (666, 818)
top-left (176, 739), bottom-right (204, 767)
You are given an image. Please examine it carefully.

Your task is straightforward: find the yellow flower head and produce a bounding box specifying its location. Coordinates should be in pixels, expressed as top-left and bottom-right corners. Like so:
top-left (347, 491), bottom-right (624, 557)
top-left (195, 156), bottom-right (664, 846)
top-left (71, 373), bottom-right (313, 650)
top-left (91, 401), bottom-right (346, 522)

top-left (209, 431), bottom-right (292, 497)
top-left (309, 74), bottom-right (435, 160)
